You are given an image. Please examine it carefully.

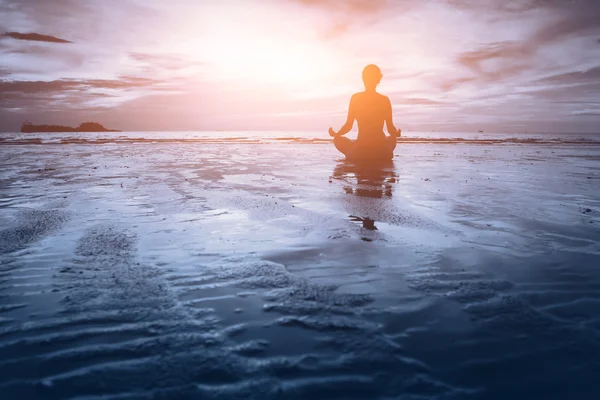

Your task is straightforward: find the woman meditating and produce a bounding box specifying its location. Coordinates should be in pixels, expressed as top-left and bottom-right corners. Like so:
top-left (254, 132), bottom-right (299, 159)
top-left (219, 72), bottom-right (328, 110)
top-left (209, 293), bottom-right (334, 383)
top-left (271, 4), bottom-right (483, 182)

top-left (329, 64), bottom-right (401, 162)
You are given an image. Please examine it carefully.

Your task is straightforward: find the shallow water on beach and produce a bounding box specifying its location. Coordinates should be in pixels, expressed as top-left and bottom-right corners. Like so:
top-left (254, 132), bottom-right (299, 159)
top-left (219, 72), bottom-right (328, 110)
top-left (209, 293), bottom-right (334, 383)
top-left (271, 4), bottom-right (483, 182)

top-left (1, 140), bottom-right (599, 399)
top-left (2, 130), bottom-right (600, 145)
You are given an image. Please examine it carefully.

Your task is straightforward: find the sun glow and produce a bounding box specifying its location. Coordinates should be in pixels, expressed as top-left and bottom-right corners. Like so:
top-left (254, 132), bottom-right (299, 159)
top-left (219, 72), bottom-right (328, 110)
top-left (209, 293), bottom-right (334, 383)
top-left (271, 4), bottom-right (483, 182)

top-left (204, 33), bottom-right (337, 89)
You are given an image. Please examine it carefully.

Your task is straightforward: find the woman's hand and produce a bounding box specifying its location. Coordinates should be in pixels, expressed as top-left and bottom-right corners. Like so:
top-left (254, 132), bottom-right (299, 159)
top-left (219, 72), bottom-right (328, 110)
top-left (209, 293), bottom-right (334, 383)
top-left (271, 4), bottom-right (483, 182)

top-left (328, 127), bottom-right (338, 137)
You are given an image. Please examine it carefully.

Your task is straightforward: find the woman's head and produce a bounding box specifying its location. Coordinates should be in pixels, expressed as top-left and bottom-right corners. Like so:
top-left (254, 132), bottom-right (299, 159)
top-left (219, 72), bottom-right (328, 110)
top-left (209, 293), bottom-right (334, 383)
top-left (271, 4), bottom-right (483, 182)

top-left (362, 64), bottom-right (382, 90)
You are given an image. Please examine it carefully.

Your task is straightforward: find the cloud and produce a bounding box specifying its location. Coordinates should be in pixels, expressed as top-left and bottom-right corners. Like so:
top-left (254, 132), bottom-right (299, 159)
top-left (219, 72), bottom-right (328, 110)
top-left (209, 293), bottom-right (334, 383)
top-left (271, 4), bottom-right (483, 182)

top-left (571, 109), bottom-right (600, 116)
top-left (0, 76), bottom-right (169, 114)
top-left (295, 0), bottom-right (600, 48)
top-left (455, 0), bottom-right (600, 47)
top-left (400, 97), bottom-right (448, 106)
top-left (450, 0), bottom-right (600, 89)
top-left (530, 1), bottom-right (600, 44)
top-left (448, 0), bottom-right (553, 13)
top-left (0, 79), bottom-right (79, 93)
top-left (295, 0), bottom-right (393, 14)
top-left (536, 66), bottom-right (600, 85)
top-left (528, 81), bottom-right (600, 99)
top-left (129, 52), bottom-right (204, 72)
top-left (0, 0), bottom-right (159, 47)
top-left (0, 45), bottom-right (87, 77)
top-left (290, 0), bottom-right (417, 37)
top-left (0, 76), bottom-right (163, 94)
top-left (84, 77), bottom-right (163, 90)
top-left (0, 0), bottom-right (93, 28)
top-left (505, 80), bottom-right (600, 124)
top-left (3, 31), bottom-right (72, 43)
top-left (439, 76), bottom-right (476, 92)
top-left (457, 41), bottom-right (531, 80)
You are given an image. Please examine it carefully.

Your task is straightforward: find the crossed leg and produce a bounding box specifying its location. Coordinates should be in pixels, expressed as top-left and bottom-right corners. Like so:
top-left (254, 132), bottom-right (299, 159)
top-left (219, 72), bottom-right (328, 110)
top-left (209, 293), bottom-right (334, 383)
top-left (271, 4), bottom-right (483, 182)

top-left (333, 136), bottom-right (356, 157)
top-left (334, 135), bottom-right (397, 160)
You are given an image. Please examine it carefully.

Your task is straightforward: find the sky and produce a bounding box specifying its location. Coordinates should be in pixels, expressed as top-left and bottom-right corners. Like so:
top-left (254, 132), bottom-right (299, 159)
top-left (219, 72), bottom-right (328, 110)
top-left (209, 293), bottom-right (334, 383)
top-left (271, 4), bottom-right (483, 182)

top-left (0, 0), bottom-right (599, 133)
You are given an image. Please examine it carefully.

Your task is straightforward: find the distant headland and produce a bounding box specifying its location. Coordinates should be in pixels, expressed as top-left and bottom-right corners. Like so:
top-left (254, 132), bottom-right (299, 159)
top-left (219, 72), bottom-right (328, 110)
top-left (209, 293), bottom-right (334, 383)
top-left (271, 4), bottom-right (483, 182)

top-left (21, 122), bottom-right (121, 133)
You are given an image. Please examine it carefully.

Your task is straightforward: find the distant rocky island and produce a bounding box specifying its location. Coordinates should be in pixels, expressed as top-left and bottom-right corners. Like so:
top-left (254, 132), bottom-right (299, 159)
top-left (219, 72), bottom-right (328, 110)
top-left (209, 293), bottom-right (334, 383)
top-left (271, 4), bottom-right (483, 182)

top-left (21, 122), bottom-right (121, 133)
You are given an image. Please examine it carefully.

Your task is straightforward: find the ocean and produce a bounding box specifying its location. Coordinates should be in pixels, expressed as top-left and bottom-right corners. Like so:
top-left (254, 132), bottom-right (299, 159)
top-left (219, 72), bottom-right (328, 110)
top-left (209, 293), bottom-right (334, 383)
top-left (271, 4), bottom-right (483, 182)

top-left (2, 130), bottom-right (600, 145)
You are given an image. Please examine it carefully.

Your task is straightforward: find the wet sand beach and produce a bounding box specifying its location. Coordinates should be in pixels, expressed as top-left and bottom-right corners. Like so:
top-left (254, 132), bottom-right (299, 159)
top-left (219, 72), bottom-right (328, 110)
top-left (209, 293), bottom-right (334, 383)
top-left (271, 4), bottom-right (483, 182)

top-left (1, 137), bottom-right (599, 399)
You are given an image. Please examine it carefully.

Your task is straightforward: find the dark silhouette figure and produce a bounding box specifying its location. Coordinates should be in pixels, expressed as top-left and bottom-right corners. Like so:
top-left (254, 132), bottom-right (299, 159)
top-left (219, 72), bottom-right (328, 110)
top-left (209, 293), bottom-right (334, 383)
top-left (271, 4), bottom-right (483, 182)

top-left (329, 64), bottom-right (401, 162)
top-left (330, 160), bottom-right (398, 231)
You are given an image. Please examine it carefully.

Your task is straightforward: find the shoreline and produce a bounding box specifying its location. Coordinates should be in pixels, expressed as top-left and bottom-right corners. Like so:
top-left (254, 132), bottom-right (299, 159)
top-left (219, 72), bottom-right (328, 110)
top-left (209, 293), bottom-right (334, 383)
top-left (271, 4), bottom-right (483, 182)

top-left (2, 137), bottom-right (600, 146)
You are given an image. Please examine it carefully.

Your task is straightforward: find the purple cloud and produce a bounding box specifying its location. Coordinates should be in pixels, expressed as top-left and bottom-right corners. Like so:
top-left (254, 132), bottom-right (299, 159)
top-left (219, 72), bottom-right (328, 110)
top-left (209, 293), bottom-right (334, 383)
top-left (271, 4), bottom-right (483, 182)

top-left (128, 52), bottom-right (204, 72)
top-left (571, 109), bottom-right (600, 116)
top-left (3, 32), bottom-right (72, 43)
top-left (451, 0), bottom-right (600, 86)
top-left (0, 76), bottom-right (170, 119)
top-left (537, 66), bottom-right (600, 85)
top-left (457, 41), bottom-right (531, 81)
top-left (289, 0), bottom-right (417, 37)
top-left (295, 0), bottom-right (393, 14)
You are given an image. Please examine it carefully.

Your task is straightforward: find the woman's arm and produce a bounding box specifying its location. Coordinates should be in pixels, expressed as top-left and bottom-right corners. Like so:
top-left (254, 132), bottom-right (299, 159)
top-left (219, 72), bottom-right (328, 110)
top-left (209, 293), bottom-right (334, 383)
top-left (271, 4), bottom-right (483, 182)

top-left (384, 97), bottom-right (401, 137)
top-left (329, 95), bottom-right (356, 137)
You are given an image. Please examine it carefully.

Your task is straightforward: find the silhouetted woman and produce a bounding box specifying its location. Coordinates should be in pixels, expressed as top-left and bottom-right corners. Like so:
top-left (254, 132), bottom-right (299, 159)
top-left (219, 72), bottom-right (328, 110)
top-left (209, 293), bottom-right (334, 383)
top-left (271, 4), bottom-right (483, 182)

top-left (329, 64), bottom-right (401, 162)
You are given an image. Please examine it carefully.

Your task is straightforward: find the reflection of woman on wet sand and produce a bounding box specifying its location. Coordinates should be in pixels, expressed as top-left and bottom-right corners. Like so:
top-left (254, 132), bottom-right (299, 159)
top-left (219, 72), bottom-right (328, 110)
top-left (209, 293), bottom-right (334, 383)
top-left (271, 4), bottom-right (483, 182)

top-left (329, 64), bottom-right (401, 162)
top-left (331, 162), bottom-right (397, 199)
top-left (330, 162), bottom-right (398, 231)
